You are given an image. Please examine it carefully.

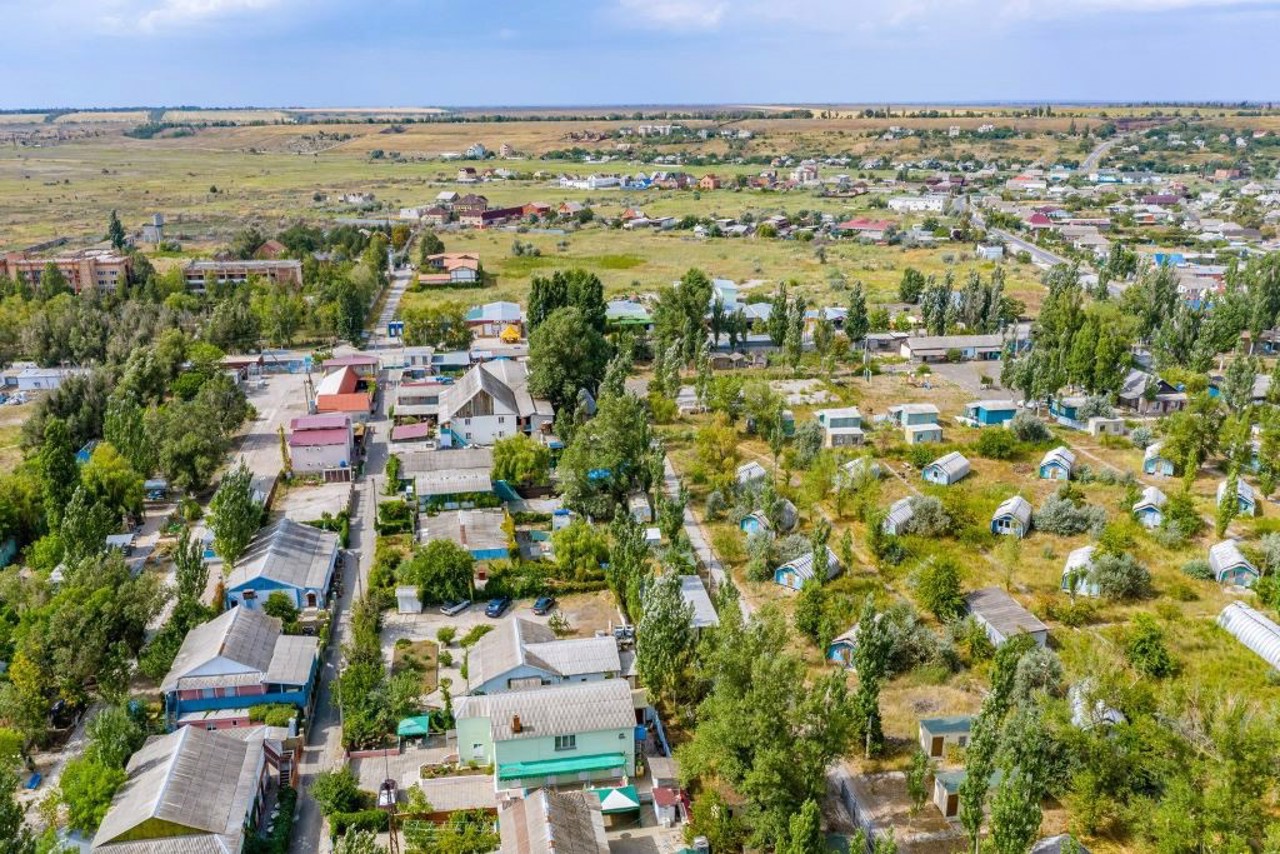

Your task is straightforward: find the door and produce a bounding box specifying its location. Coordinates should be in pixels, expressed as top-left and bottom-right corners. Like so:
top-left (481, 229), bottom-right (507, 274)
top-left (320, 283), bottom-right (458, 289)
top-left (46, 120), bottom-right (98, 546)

top-left (946, 794), bottom-right (958, 817)
top-left (931, 736), bottom-right (944, 757)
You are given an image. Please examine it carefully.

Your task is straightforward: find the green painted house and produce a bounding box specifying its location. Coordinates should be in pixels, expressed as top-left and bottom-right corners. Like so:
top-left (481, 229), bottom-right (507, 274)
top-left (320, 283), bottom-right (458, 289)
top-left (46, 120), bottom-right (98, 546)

top-left (454, 680), bottom-right (640, 790)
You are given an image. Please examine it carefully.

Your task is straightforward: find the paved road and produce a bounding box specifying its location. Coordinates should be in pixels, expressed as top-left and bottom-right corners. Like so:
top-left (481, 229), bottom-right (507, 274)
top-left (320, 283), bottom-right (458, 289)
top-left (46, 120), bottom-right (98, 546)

top-left (1080, 135), bottom-right (1122, 174)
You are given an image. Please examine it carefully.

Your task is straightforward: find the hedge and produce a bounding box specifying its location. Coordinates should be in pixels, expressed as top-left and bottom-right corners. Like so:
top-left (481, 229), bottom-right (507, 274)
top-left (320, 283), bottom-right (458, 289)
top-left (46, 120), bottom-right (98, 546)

top-left (329, 808), bottom-right (389, 839)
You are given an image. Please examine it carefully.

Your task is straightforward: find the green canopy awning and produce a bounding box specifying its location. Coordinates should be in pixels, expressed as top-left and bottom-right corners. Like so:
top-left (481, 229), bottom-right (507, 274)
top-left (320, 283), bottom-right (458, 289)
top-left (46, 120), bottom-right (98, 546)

top-left (397, 715), bottom-right (432, 737)
top-left (593, 785), bottom-right (641, 814)
top-left (497, 752), bottom-right (626, 781)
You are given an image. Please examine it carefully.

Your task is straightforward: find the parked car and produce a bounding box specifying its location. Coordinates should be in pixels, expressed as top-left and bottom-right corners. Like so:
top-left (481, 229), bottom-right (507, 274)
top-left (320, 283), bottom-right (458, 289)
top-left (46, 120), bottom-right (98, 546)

top-left (439, 599), bottom-right (471, 617)
top-left (532, 595), bottom-right (557, 615)
top-left (485, 596), bottom-right (512, 618)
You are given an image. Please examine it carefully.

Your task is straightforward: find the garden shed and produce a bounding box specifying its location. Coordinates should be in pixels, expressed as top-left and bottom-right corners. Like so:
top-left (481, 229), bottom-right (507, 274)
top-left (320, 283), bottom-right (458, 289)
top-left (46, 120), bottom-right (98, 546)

top-left (922, 451), bottom-right (970, 486)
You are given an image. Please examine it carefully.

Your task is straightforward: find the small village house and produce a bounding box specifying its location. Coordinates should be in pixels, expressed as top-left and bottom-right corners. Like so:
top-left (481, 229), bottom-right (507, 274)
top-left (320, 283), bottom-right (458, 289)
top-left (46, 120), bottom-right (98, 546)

top-left (436, 360), bottom-right (553, 447)
top-left (1143, 442), bottom-right (1177, 477)
top-left (900, 333), bottom-right (1005, 363)
top-left (814, 406), bottom-right (864, 447)
top-left (933, 769), bottom-right (998, 820)
top-left (990, 495), bottom-right (1032, 538)
top-left (965, 587), bottom-right (1049, 647)
top-left (1133, 486), bottom-right (1167, 529)
top-left (740, 510), bottom-right (772, 537)
top-left (905, 422), bottom-right (944, 444)
top-left (773, 546), bottom-right (841, 590)
top-left (1039, 446), bottom-right (1076, 480)
top-left (1217, 478), bottom-right (1259, 516)
top-left (919, 715), bottom-right (973, 759)
top-left (883, 497), bottom-right (915, 535)
top-left (963, 399), bottom-right (1018, 427)
top-left (421, 508), bottom-right (509, 561)
top-left (826, 626), bottom-right (858, 669)
top-left (453, 680), bottom-right (640, 790)
top-left (321, 354), bottom-right (379, 378)
top-left (1062, 545), bottom-right (1099, 597)
top-left (287, 413), bottom-right (356, 477)
top-left (922, 451), bottom-right (970, 486)
top-left (224, 518), bottom-right (342, 612)
top-left (314, 366), bottom-right (375, 421)
top-left (736, 461), bottom-right (768, 488)
top-left (498, 789), bottom-right (610, 854)
top-left (466, 301), bottom-right (524, 338)
top-left (465, 618), bottom-right (622, 694)
top-left (1209, 540), bottom-right (1258, 587)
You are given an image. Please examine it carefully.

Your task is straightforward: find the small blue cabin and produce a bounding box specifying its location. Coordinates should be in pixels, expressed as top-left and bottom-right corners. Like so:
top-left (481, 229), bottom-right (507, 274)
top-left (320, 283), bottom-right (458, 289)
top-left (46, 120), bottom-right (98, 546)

top-left (923, 451), bottom-right (970, 486)
top-left (1049, 396), bottom-right (1086, 428)
top-left (889, 403), bottom-right (940, 427)
top-left (1133, 486), bottom-right (1167, 529)
top-left (1038, 446), bottom-right (1076, 481)
top-left (740, 511), bottom-right (772, 537)
top-left (773, 546), bottom-right (841, 590)
top-left (1217, 479), bottom-right (1258, 517)
top-left (964, 400), bottom-right (1018, 427)
top-left (1143, 442), bottom-right (1176, 477)
top-left (826, 627), bottom-right (858, 668)
top-left (1209, 540), bottom-right (1258, 587)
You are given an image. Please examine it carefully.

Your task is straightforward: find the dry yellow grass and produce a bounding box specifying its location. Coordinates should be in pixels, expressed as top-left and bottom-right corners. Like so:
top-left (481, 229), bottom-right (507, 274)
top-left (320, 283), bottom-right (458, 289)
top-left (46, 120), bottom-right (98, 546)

top-left (51, 111), bottom-right (149, 124)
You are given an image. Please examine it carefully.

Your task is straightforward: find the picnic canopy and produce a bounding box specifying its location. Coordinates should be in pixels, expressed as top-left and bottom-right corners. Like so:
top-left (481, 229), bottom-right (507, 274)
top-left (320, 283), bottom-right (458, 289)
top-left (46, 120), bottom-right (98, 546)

top-left (397, 715), bottom-right (432, 738)
top-left (593, 785), bottom-right (641, 814)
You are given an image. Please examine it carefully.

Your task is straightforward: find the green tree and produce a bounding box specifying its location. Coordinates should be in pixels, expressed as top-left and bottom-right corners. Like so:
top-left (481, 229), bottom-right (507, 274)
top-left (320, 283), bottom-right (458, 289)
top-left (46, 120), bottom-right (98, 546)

top-left (793, 578), bottom-right (826, 644)
top-left (335, 829), bottom-right (385, 854)
top-left (846, 281), bottom-right (869, 347)
top-left (607, 511), bottom-right (651, 622)
top-left (914, 557), bottom-right (964, 620)
top-left (61, 486), bottom-right (116, 562)
top-left (104, 393), bottom-right (155, 477)
top-left (310, 766), bottom-right (363, 816)
top-left (38, 416), bottom-right (79, 531)
top-left (59, 758), bottom-right (126, 834)
top-left (492, 434), bottom-right (551, 487)
top-left (0, 770), bottom-right (35, 854)
top-left (636, 572), bottom-right (696, 704)
top-left (107, 210), bottom-right (126, 250)
top-left (81, 442), bottom-right (144, 523)
top-left (400, 540), bottom-right (475, 606)
top-left (39, 262), bottom-right (70, 299)
top-left (401, 302), bottom-right (474, 350)
top-left (1127, 613), bottom-right (1175, 678)
top-left (1222, 356), bottom-right (1258, 413)
top-left (851, 596), bottom-right (891, 757)
top-left (551, 520), bottom-right (608, 581)
top-left (208, 461), bottom-right (260, 568)
top-left (527, 306), bottom-right (610, 412)
top-left (906, 750), bottom-right (930, 814)
top-left (85, 705), bottom-right (146, 769)
top-left (264, 591), bottom-right (300, 627)
top-left (417, 230), bottom-right (445, 263)
top-left (768, 283), bottom-right (790, 346)
top-left (989, 769), bottom-right (1043, 854)
top-left (781, 799), bottom-right (824, 854)
top-left (899, 268), bottom-right (926, 303)
top-left (558, 393), bottom-right (652, 519)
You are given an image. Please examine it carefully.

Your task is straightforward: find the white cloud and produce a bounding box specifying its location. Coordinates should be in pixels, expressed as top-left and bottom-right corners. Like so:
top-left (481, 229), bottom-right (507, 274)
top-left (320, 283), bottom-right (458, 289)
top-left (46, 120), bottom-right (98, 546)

top-left (137, 0), bottom-right (287, 31)
top-left (617, 0), bottom-right (729, 30)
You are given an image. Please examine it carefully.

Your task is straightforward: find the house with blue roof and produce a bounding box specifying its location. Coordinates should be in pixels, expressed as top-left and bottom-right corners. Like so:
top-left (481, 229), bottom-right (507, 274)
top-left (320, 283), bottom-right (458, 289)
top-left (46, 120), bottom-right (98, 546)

top-left (773, 546), bottom-right (841, 590)
top-left (919, 715), bottom-right (973, 759)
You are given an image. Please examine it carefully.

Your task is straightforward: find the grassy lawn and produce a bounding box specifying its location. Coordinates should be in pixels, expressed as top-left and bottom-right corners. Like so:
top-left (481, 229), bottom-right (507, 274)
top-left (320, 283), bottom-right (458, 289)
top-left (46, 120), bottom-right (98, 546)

top-left (392, 638), bottom-right (439, 695)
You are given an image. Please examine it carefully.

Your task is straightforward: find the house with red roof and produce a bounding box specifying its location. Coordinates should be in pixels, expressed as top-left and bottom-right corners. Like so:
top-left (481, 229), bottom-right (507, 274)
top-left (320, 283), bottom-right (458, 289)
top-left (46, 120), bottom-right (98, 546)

top-left (288, 414), bottom-right (356, 475)
top-left (1026, 212), bottom-right (1053, 230)
top-left (834, 218), bottom-right (895, 241)
top-left (314, 367), bottom-right (375, 421)
top-left (421, 253), bottom-right (482, 285)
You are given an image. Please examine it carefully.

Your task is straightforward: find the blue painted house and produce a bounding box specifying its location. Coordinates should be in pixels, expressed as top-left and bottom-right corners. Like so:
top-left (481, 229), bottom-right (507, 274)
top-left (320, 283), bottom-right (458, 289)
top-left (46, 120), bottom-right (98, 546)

top-left (160, 607), bottom-right (319, 728)
top-left (1217, 478), bottom-right (1259, 517)
top-left (826, 626), bottom-right (858, 668)
top-left (1209, 540), bottom-right (1258, 587)
top-left (740, 511), bottom-right (772, 537)
top-left (773, 546), bottom-right (841, 590)
top-left (1133, 486), bottom-right (1167, 528)
top-left (923, 451), bottom-right (970, 486)
top-left (225, 519), bottom-right (341, 612)
top-left (1049, 396), bottom-right (1087, 429)
top-left (991, 496), bottom-right (1032, 538)
top-left (964, 399), bottom-right (1019, 427)
top-left (1039, 446), bottom-right (1076, 480)
top-left (1143, 442), bottom-right (1176, 477)
top-left (888, 403), bottom-right (940, 427)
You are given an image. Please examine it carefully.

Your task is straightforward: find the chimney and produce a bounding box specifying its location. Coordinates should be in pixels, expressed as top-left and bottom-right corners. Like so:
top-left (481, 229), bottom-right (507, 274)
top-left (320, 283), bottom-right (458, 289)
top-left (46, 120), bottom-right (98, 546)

top-left (511, 715), bottom-right (523, 734)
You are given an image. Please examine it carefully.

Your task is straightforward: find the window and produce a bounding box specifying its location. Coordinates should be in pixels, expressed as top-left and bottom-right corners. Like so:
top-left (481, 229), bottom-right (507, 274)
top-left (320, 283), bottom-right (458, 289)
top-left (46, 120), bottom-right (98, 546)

top-left (498, 416), bottom-right (506, 424)
top-left (554, 734), bottom-right (577, 751)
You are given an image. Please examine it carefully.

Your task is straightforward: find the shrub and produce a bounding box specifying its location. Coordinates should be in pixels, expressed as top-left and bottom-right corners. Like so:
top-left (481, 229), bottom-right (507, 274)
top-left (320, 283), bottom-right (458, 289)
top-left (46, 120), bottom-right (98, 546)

top-left (1163, 492), bottom-right (1205, 538)
top-left (436, 626), bottom-right (457, 646)
top-left (1078, 396), bottom-right (1116, 419)
top-left (1127, 614), bottom-right (1175, 678)
top-left (1166, 582), bottom-right (1199, 602)
top-left (310, 767), bottom-right (362, 816)
top-left (912, 557), bottom-right (964, 621)
top-left (1034, 492), bottom-right (1107, 536)
top-left (1130, 426), bottom-right (1154, 449)
top-left (1045, 597), bottom-right (1097, 627)
top-left (1092, 552), bottom-right (1152, 601)
top-left (439, 650), bottom-right (454, 668)
top-left (460, 624), bottom-right (495, 648)
top-left (773, 533), bottom-right (811, 564)
top-left (705, 490), bottom-right (727, 520)
top-left (1009, 411), bottom-right (1051, 443)
top-left (974, 429), bottom-right (1017, 460)
top-left (329, 809), bottom-right (389, 839)
top-left (900, 496), bottom-right (951, 537)
top-left (1181, 558), bottom-right (1214, 580)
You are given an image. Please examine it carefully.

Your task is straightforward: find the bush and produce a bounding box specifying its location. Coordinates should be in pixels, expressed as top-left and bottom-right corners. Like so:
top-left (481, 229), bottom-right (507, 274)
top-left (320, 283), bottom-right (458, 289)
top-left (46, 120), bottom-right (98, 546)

top-left (1127, 614), bottom-right (1175, 678)
top-left (1077, 396), bottom-right (1115, 419)
top-left (310, 767), bottom-right (362, 816)
top-left (436, 626), bottom-right (457, 646)
top-left (1092, 552), bottom-right (1151, 601)
top-left (245, 786), bottom-right (297, 854)
top-left (1044, 597), bottom-right (1097, 627)
top-left (1130, 426), bottom-right (1154, 449)
top-left (1009, 411), bottom-right (1051, 443)
top-left (974, 429), bottom-right (1017, 460)
top-left (1034, 492), bottom-right (1107, 536)
top-left (460, 624), bottom-right (494, 648)
top-left (912, 557), bottom-right (964, 621)
top-left (249, 704), bottom-right (298, 728)
top-left (705, 490), bottom-right (726, 521)
top-left (329, 809), bottom-right (389, 839)
top-left (439, 650), bottom-right (454, 668)
top-left (900, 496), bottom-right (952, 537)
top-left (1181, 558), bottom-right (1214, 580)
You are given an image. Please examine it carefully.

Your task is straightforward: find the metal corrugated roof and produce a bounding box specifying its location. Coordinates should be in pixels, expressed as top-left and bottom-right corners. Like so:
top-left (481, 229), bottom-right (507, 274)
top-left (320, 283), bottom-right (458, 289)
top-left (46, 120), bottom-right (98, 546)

top-left (161, 607), bottom-right (282, 693)
top-left (993, 495), bottom-right (1032, 526)
top-left (226, 518), bottom-right (340, 593)
top-left (1218, 601), bottom-right (1280, 671)
top-left (455, 679), bottom-right (637, 742)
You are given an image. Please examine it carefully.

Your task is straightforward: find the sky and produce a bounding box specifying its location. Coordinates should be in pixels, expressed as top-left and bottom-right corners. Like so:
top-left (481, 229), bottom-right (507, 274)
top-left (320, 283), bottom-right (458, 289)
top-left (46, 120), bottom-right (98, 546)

top-left (1, 0), bottom-right (1278, 108)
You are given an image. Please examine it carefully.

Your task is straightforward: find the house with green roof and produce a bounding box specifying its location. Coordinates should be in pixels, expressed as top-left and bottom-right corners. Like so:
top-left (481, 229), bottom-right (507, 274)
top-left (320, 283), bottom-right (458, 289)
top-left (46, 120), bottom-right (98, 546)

top-left (918, 715), bottom-right (973, 759)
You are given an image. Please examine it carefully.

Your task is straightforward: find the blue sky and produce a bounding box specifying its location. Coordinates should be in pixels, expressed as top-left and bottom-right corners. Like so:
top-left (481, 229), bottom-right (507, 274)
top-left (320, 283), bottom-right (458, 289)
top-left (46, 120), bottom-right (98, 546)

top-left (2, 0), bottom-right (1278, 108)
